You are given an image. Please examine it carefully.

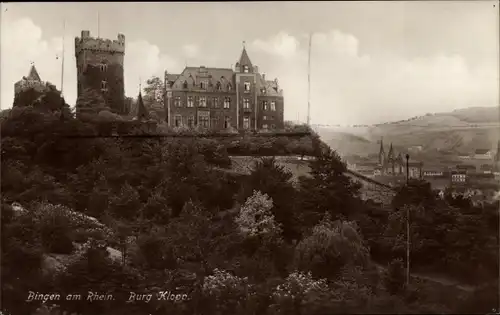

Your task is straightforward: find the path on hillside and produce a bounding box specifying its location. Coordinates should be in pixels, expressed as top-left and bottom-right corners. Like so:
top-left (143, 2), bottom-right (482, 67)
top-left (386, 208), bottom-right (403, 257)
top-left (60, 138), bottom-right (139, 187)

top-left (374, 262), bottom-right (475, 292)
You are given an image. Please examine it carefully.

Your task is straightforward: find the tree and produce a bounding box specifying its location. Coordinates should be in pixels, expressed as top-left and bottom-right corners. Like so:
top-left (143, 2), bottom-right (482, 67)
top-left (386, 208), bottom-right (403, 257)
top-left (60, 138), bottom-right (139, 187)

top-left (143, 76), bottom-right (165, 120)
top-left (75, 87), bottom-right (109, 119)
top-left (298, 148), bottom-right (362, 228)
top-left (238, 157), bottom-right (301, 241)
top-left (294, 215), bottom-right (370, 280)
top-left (235, 190), bottom-right (281, 238)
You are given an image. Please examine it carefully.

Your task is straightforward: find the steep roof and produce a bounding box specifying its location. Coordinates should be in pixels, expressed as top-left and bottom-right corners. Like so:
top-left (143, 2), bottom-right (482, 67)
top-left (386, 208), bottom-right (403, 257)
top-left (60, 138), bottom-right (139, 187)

top-left (238, 47), bottom-right (253, 69)
top-left (136, 91), bottom-right (149, 121)
top-left (379, 138), bottom-right (385, 154)
top-left (27, 65), bottom-right (41, 81)
top-left (387, 143), bottom-right (394, 158)
top-left (171, 67), bottom-right (234, 91)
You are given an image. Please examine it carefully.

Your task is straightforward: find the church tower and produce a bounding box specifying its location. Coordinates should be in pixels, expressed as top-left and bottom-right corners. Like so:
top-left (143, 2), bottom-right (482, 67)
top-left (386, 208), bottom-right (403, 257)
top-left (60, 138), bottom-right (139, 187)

top-left (75, 30), bottom-right (126, 115)
top-left (378, 138), bottom-right (386, 166)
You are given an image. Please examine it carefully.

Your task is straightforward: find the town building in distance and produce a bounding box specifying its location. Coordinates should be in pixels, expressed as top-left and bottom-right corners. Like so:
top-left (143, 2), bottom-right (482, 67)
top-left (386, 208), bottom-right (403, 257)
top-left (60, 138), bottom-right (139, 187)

top-left (74, 30), bottom-right (126, 115)
top-left (377, 139), bottom-right (423, 178)
top-left (164, 46), bottom-right (284, 131)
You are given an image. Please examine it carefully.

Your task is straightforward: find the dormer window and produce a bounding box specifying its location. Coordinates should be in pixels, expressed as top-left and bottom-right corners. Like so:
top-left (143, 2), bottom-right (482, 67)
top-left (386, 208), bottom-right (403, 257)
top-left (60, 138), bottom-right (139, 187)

top-left (243, 65), bottom-right (249, 73)
top-left (227, 83), bottom-right (232, 91)
top-left (261, 88), bottom-right (266, 94)
top-left (183, 81), bottom-right (188, 89)
top-left (216, 82), bottom-right (222, 91)
top-left (244, 82), bottom-right (251, 92)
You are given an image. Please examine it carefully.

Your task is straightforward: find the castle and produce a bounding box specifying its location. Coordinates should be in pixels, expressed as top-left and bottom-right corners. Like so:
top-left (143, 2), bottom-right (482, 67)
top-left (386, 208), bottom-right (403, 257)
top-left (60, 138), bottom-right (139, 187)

top-left (13, 30), bottom-right (285, 130)
top-left (14, 65), bottom-right (56, 96)
top-left (74, 30), bottom-right (126, 115)
top-left (164, 45), bottom-right (285, 130)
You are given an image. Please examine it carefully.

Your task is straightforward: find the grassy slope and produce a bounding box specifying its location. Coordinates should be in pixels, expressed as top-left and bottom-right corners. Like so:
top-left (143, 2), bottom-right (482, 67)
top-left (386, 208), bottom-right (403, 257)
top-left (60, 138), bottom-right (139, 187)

top-left (317, 106), bottom-right (500, 157)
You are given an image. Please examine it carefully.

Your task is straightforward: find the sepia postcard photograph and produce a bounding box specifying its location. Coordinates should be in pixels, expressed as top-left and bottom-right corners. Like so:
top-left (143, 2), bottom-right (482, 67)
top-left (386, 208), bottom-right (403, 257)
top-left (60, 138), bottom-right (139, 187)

top-left (1, 1), bottom-right (499, 314)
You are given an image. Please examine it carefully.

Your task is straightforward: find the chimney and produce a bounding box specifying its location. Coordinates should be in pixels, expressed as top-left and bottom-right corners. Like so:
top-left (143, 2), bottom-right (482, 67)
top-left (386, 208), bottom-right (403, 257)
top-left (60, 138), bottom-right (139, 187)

top-left (262, 73), bottom-right (266, 80)
top-left (254, 65), bottom-right (259, 73)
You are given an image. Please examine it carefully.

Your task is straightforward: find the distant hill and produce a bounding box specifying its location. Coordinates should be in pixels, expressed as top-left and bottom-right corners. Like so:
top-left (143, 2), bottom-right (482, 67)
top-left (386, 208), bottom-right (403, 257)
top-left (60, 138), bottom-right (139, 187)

top-left (317, 106), bottom-right (500, 156)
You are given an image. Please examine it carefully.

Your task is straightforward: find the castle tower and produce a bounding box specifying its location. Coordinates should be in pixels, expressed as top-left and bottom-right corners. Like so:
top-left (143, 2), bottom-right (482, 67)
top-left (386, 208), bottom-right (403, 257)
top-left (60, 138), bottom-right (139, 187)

top-left (75, 30), bottom-right (126, 115)
top-left (235, 43), bottom-right (258, 130)
top-left (14, 64), bottom-right (47, 95)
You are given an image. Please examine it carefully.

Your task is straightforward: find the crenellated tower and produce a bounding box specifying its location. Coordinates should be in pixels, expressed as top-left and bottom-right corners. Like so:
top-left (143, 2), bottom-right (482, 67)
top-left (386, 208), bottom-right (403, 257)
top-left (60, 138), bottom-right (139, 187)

top-left (75, 30), bottom-right (126, 115)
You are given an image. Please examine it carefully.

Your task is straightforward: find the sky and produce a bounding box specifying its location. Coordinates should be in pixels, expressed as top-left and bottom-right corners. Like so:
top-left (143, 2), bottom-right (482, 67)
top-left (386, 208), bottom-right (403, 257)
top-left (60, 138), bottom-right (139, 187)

top-left (1, 1), bottom-right (499, 125)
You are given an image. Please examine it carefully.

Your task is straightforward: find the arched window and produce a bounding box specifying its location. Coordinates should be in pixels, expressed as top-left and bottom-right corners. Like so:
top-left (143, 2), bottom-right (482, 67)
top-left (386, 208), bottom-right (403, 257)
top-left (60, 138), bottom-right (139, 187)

top-left (183, 81), bottom-right (188, 89)
top-left (216, 82), bottom-right (222, 91)
top-left (243, 65), bottom-right (249, 73)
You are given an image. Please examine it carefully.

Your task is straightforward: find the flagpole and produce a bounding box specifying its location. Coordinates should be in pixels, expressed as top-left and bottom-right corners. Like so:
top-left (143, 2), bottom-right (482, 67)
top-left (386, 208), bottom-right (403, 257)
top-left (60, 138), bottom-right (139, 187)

top-left (61, 19), bottom-right (66, 96)
top-left (307, 33), bottom-right (312, 127)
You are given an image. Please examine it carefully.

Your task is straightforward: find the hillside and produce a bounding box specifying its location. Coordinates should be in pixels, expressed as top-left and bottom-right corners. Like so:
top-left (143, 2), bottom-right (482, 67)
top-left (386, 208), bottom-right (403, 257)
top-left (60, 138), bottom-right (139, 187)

top-left (317, 106), bottom-right (500, 156)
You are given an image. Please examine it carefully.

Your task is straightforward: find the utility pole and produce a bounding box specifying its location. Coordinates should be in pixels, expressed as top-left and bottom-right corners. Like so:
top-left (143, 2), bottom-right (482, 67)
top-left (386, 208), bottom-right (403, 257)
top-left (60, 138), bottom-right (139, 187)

top-left (405, 153), bottom-right (410, 287)
top-left (307, 33), bottom-right (312, 127)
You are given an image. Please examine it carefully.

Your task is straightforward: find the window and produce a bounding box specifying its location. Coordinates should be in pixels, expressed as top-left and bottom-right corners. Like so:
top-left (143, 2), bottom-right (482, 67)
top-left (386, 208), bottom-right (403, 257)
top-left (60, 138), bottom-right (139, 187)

top-left (200, 81), bottom-right (208, 89)
top-left (243, 116), bottom-right (250, 129)
top-left (174, 96), bottom-right (181, 107)
top-left (101, 80), bottom-right (108, 92)
top-left (187, 96), bottom-right (194, 107)
top-left (262, 101), bottom-right (269, 111)
top-left (174, 115), bottom-right (182, 127)
top-left (262, 124), bottom-right (268, 129)
top-left (183, 81), bottom-right (188, 89)
top-left (224, 97), bottom-right (231, 109)
top-left (199, 116), bottom-right (209, 128)
top-left (243, 98), bottom-right (250, 109)
top-left (199, 96), bottom-right (207, 107)
top-left (211, 117), bottom-right (219, 129)
top-left (100, 64), bottom-right (108, 72)
top-left (263, 115), bottom-right (268, 120)
top-left (216, 82), bottom-right (222, 91)
top-left (212, 97), bottom-right (219, 108)
top-left (227, 83), bottom-right (232, 91)
top-left (261, 88), bottom-right (266, 94)
top-left (270, 101), bottom-right (276, 111)
top-left (224, 116), bottom-right (231, 129)
top-left (187, 116), bottom-right (195, 128)
top-left (243, 65), bottom-right (249, 73)
top-left (244, 82), bottom-right (251, 92)
top-left (271, 124), bottom-right (276, 129)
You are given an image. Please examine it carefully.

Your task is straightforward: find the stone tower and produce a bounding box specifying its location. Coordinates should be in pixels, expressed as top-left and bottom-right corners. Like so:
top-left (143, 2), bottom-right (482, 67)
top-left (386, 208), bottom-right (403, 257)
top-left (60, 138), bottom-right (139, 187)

top-left (75, 30), bottom-right (126, 115)
top-left (235, 45), bottom-right (258, 130)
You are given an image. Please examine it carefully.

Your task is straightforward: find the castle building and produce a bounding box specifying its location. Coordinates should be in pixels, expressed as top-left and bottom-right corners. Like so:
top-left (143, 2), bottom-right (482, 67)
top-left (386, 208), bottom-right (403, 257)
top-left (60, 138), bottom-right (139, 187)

top-left (164, 46), bottom-right (284, 131)
top-left (75, 30), bottom-right (126, 115)
top-left (14, 64), bottom-right (55, 96)
top-left (378, 139), bottom-right (423, 179)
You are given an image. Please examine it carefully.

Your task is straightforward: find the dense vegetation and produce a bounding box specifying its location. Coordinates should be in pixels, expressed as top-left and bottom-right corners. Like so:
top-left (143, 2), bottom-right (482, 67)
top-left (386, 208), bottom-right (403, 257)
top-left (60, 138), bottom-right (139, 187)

top-left (1, 88), bottom-right (498, 315)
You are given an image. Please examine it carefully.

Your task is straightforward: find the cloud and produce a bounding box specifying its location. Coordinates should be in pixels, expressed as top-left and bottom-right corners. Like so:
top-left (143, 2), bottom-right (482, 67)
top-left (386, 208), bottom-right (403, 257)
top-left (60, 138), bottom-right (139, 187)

top-left (250, 30), bottom-right (498, 125)
top-left (1, 17), bottom-right (182, 109)
top-left (182, 44), bottom-right (199, 59)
